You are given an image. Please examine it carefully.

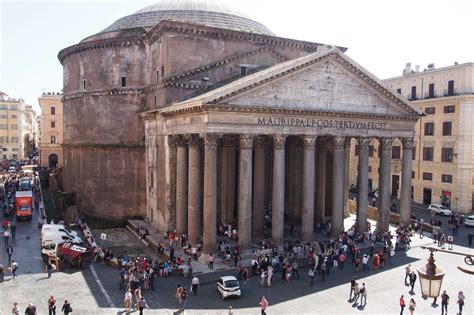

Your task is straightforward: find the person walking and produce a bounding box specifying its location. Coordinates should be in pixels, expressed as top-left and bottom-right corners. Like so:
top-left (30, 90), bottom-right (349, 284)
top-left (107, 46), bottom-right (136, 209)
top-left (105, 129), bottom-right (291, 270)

top-left (409, 271), bottom-right (417, 293)
top-left (46, 261), bottom-right (54, 278)
top-left (291, 261), bottom-right (300, 279)
top-left (259, 296), bottom-right (269, 315)
top-left (176, 284), bottom-right (184, 306)
top-left (180, 288), bottom-right (188, 312)
top-left (10, 223), bottom-right (16, 240)
top-left (447, 235), bottom-right (454, 250)
top-left (362, 254), bottom-right (370, 271)
top-left (48, 296), bottom-right (57, 315)
top-left (12, 302), bottom-right (20, 315)
top-left (400, 295), bottom-right (406, 315)
top-left (404, 264), bottom-right (411, 285)
top-left (408, 298), bottom-right (416, 315)
top-left (124, 289), bottom-right (133, 311)
top-left (208, 254), bottom-right (214, 269)
top-left (359, 283), bottom-right (367, 306)
top-left (441, 290), bottom-right (449, 315)
top-left (3, 228), bottom-right (10, 245)
top-left (457, 291), bottom-right (465, 315)
top-left (267, 266), bottom-right (273, 287)
top-left (24, 303), bottom-right (37, 315)
top-left (61, 300), bottom-right (72, 315)
top-left (191, 275), bottom-right (200, 295)
top-left (308, 267), bottom-right (315, 285)
top-left (11, 260), bottom-right (18, 278)
top-left (138, 297), bottom-right (149, 315)
top-left (6, 244), bottom-right (13, 261)
top-left (349, 276), bottom-right (356, 300)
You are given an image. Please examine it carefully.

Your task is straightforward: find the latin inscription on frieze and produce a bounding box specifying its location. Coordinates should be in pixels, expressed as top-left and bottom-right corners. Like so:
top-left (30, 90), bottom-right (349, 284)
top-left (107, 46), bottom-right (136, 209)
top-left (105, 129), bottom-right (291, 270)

top-left (257, 117), bottom-right (388, 130)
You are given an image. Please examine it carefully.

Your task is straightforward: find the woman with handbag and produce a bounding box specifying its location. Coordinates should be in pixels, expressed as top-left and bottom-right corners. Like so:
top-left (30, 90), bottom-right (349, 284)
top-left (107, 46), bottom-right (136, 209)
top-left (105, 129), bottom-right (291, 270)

top-left (408, 298), bottom-right (416, 315)
top-left (61, 300), bottom-right (72, 314)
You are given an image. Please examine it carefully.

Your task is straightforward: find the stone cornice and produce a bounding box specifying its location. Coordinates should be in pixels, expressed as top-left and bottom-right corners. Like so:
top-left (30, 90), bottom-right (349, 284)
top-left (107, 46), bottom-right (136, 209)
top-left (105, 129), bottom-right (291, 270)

top-left (62, 87), bottom-right (145, 101)
top-left (58, 19), bottom-right (340, 64)
top-left (62, 142), bottom-right (145, 150)
top-left (159, 103), bottom-right (419, 122)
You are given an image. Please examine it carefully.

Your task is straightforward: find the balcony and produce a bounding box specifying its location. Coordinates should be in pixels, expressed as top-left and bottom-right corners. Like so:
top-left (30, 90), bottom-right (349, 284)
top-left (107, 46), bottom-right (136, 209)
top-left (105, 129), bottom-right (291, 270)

top-left (443, 88), bottom-right (457, 97)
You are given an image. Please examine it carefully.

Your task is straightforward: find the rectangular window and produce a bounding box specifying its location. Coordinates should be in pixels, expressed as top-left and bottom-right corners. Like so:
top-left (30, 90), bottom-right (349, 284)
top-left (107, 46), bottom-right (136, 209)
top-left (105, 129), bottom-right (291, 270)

top-left (442, 122), bottom-right (452, 136)
top-left (412, 171), bottom-right (415, 179)
top-left (10, 124), bottom-right (18, 130)
top-left (82, 79), bottom-right (87, 91)
top-left (411, 86), bottom-right (417, 100)
top-left (156, 70), bottom-right (160, 84)
top-left (423, 147), bottom-right (434, 161)
top-left (240, 66), bottom-right (248, 76)
top-left (12, 148), bottom-right (18, 152)
top-left (441, 148), bottom-right (453, 162)
top-left (444, 105), bottom-right (455, 113)
top-left (355, 145), bottom-right (359, 156)
top-left (448, 80), bottom-right (454, 95)
top-left (369, 145), bottom-right (374, 157)
top-left (412, 145), bottom-right (416, 160)
top-left (10, 137), bottom-right (18, 143)
top-left (154, 95), bottom-right (157, 109)
top-left (51, 106), bottom-right (56, 115)
top-left (0, 136), bottom-right (7, 143)
top-left (424, 122), bottom-right (434, 136)
top-left (51, 121), bottom-right (56, 128)
top-left (396, 88), bottom-right (401, 94)
top-left (0, 114), bottom-right (6, 119)
top-left (161, 65), bottom-right (164, 78)
top-left (121, 76), bottom-right (126, 88)
top-left (0, 124), bottom-right (7, 130)
top-left (12, 154), bottom-right (17, 159)
top-left (11, 114), bottom-right (17, 119)
top-left (441, 174), bottom-right (453, 183)
top-left (392, 146), bottom-right (401, 159)
top-left (422, 172), bottom-right (433, 181)
top-left (10, 105), bottom-right (17, 110)
top-left (425, 107), bottom-right (435, 115)
top-left (428, 83), bottom-right (435, 98)
top-left (368, 166), bottom-right (372, 173)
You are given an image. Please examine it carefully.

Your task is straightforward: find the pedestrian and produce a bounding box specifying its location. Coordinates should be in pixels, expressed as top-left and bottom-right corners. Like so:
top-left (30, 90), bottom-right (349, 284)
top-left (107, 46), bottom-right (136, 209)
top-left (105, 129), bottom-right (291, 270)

top-left (25, 303), bottom-right (37, 315)
top-left (441, 290), bottom-right (449, 315)
top-left (409, 271), bottom-right (417, 293)
top-left (176, 284), bottom-right (184, 306)
top-left (260, 269), bottom-right (267, 286)
top-left (400, 295), bottom-right (406, 315)
top-left (408, 298), bottom-right (416, 315)
top-left (134, 286), bottom-right (142, 309)
top-left (191, 275), bottom-right (200, 295)
top-left (404, 264), bottom-right (411, 285)
top-left (3, 228), bottom-right (9, 245)
top-left (12, 302), bottom-right (20, 315)
top-left (228, 306), bottom-right (233, 315)
top-left (457, 291), bottom-right (465, 315)
top-left (61, 300), bottom-right (72, 315)
top-left (259, 296), bottom-right (269, 315)
top-left (320, 260), bottom-right (327, 281)
top-left (390, 246), bottom-right (395, 265)
top-left (349, 276), bottom-right (356, 300)
top-left (46, 261), bottom-right (54, 278)
top-left (138, 297), bottom-right (149, 315)
top-left (339, 252), bottom-right (346, 269)
top-left (11, 260), bottom-right (18, 278)
top-left (48, 296), bottom-right (57, 315)
top-left (6, 244), bottom-right (13, 261)
top-left (291, 261), bottom-right (299, 279)
top-left (359, 283), bottom-right (367, 306)
top-left (308, 267), bottom-right (315, 285)
top-left (124, 289), bottom-right (133, 311)
top-left (267, 266), bottom-right (273, 286)
top-left (10, 223), bottom-right (16, 240)
top-left (180, 288), bottom-right (188, 312)
top-left (447, 235), bottom-right (454, 250)
top-left (242, 267), bottom-right (248, 284)
top-left (354, 256), bottom-right (360, 271)
top-left (208, 253), bottom-right (214, 269)
top-left (362, 254), bottom-right (370, 271)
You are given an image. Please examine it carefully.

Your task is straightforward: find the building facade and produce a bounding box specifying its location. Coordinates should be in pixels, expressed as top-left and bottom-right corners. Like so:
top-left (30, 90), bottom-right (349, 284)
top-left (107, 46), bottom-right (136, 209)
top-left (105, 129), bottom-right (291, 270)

top-left (0, 92), bottom-right (26, 160)
top-left (59, 0), bottom-right (421, 244)
top-left (348, 62), bottom-right (474, 213)
top-left (38, 92), bottom-right (64, 167)
top-left (23, 104), bottom-right (39, 159)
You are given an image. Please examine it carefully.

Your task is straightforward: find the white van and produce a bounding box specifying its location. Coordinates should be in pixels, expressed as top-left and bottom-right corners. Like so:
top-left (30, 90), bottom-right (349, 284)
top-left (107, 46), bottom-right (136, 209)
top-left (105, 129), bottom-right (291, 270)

top-left (41, 230), bottom-right (83, 246)
top-left (41, 224), bottom-right (80, 239)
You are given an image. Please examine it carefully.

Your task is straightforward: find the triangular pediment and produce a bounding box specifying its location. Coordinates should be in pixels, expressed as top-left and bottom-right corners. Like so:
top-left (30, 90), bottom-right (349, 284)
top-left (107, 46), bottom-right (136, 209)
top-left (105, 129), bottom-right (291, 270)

top-left (160, 49), bottom-right (421, 118)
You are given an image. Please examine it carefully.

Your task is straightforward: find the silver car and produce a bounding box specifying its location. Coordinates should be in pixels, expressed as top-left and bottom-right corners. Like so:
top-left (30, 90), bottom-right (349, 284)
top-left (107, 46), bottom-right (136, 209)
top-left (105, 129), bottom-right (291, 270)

top-left (428, 204), bottom-right (452, 216)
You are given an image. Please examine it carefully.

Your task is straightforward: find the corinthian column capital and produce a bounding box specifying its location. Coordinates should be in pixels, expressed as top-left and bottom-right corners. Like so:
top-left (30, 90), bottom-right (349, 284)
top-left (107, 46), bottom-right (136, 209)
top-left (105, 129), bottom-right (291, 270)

top-left (202, 134), bottom-right (221, 148)
top-left (358, 137), bottom-right (371, 148)
top-left (379, 137), bottom-right (394, 151)
top-left (273, 135), bottom-right (287, 150)
top-left (239, 135), bottom-right (254, 149)
top-left (303, 136), bottom-right (317, 149)
top-left (402, 138), bottom-right (414, 149)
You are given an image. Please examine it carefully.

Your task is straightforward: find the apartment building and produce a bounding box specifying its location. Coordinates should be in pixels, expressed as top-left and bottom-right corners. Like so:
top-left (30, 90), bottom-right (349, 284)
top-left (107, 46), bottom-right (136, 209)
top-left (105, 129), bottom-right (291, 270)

top-left (38, 92), bottom-right (63, 167)
top-left (0, 92), bottom-right (26, 160)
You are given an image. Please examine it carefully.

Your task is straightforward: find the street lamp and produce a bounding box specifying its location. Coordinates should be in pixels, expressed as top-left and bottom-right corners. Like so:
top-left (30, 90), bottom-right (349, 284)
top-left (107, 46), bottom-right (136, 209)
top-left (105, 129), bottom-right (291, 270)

top-left (417, 247), bottom-right (445, 298)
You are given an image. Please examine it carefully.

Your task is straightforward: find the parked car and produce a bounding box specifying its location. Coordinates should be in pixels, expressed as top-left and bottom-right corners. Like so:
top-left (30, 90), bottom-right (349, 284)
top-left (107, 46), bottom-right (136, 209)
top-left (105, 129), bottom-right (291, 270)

top-left (428, 204), bottom-right (452, 216)
top-left (464, 215), bottom-right (474, 227)
top-left (217, 276), bottom-right (241, 299)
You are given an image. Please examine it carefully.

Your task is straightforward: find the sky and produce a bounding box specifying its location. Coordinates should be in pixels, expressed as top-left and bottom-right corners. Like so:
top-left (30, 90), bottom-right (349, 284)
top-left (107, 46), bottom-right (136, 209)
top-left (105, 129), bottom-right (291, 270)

top-left (0, 0), bottom-right (473, 114)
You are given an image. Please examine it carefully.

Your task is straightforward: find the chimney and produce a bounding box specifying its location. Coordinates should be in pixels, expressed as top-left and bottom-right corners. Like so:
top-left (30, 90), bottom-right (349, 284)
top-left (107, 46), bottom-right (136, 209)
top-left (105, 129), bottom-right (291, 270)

top-left (403, 62), bottom-right (412, 75)
top-left (427, 63), bottom-right (435, 70)
top-left (415, 65), bottom-right (420, 73)
top-left (454, 61), bottom-right (458, 65)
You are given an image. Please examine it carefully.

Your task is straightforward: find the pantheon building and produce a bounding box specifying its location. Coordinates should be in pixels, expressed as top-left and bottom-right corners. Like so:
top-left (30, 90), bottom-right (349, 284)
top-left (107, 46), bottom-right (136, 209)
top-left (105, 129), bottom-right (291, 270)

top-left (59, 0), bottom-right (421, 254)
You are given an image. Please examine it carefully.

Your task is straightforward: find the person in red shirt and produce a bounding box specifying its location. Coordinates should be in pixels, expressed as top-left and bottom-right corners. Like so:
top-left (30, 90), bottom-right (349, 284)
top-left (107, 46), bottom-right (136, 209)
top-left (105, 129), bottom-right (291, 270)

top-left (259, 296), bottom-right (269, 315)
top-left (400, 295), bottom-right (406, 315)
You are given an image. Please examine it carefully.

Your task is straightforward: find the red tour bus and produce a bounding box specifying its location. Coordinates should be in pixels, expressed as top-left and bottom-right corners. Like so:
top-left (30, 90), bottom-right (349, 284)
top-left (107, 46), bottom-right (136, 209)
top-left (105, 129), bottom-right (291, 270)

top-left (16, 191), bottom-right (33, 220)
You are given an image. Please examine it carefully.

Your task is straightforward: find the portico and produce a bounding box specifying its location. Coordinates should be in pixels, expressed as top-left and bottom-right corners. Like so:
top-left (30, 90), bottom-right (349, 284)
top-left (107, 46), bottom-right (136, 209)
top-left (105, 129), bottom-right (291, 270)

top-left (141, 49), bottom-right (421, 255)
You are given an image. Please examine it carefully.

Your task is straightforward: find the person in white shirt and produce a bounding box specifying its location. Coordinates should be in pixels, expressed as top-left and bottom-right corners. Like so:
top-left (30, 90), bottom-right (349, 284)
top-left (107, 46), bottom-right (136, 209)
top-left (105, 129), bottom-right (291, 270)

top-left (267, 266), bottom-right (273, 287)
top-left (191, 276), bottom-right (200, 295)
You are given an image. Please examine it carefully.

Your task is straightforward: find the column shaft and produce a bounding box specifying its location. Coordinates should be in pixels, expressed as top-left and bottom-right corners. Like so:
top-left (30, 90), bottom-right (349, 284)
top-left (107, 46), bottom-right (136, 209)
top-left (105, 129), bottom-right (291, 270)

top-left (221, 138), bottom-right (237, 224)
top-left (316, 139), bottom-right (327, 223)
top-left (302, 136), bottom-right (316, 241)
top-left (252, 137), bottom-right (266, 239)
top-left (203, 134), bottom-right (219, 254)
top-left (356, 138), bottom-right (370, 233)
top-left (400, 138), bottom-right (414, 226)
top-left (176, 139), bottom-right (188, 236)
top-left (331, 137), bottom-right (345, 237)
top-left (272, 135), bottom-right (286, 245)
top-left (187, 135), bottom-right (202, 244)
top-left (378, 138), bottom-right (393, 231)
top-left (238, 135), bottom-right (253, 250)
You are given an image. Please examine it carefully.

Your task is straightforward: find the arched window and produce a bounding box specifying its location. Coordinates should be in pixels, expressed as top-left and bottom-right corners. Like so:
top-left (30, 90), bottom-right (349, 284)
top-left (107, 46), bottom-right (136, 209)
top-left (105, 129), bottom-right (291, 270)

top-left (50, 135), bottom-right (56, 144)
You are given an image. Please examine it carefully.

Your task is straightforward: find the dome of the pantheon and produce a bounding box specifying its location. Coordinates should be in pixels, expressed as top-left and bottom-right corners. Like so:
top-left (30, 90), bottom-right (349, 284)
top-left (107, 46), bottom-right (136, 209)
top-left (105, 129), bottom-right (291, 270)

top-left (85, 0), bottom-right (274, 41)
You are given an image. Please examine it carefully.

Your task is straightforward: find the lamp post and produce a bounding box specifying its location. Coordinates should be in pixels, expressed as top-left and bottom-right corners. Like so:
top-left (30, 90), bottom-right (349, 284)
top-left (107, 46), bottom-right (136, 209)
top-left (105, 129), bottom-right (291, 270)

top-left (417, 246), bottom-right (474, 298)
